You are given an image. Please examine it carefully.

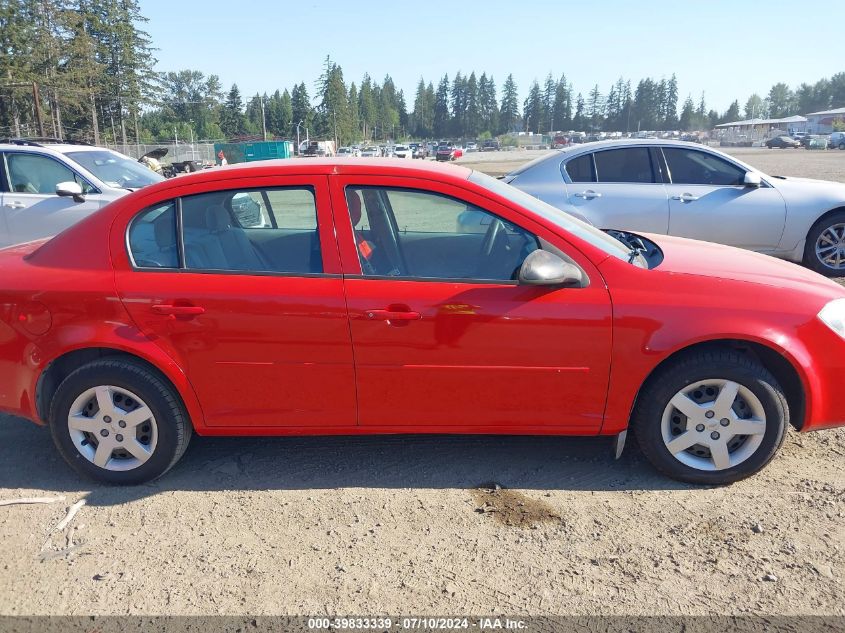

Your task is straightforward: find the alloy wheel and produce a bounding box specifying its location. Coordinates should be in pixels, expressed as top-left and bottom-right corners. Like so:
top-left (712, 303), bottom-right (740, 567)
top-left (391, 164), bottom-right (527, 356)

top-left (814, 223), bottom-right (845, 270)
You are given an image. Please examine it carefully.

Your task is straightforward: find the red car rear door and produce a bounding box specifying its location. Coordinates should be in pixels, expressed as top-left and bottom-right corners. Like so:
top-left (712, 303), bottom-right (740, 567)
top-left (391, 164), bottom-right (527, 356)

top-left (329, 174), bottom-right (613, 433)
top-left (113, 175), bottom-right (356, 430)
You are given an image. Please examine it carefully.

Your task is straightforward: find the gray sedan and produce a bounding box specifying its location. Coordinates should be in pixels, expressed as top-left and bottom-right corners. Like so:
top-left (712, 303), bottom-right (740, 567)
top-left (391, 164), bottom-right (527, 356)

top-left (504, 140), bottom-right (845, 275)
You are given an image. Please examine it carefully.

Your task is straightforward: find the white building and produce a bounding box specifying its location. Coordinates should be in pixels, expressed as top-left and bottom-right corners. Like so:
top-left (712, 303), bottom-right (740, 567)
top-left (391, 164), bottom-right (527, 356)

top-left (805, 107), bottom-right (845, 134)
top-left (714, 115), bottom-right (807, 142)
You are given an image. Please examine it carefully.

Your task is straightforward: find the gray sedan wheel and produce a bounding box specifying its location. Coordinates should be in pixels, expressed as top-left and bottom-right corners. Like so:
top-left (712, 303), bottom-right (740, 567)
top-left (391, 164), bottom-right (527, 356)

top-left (805, 212), bottom-right (845, 275)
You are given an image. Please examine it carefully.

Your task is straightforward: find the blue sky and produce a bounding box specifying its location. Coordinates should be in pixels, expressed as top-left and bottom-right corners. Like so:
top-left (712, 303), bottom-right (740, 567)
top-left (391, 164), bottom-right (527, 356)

top-left (141, 0), bottom-right (844, 113)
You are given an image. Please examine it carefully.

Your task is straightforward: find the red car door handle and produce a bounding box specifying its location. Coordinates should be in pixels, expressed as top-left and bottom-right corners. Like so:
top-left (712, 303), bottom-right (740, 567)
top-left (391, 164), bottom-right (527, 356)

top-left (151, 304), bottom-right (206, 316)
top-left (365, 309), bottom-right (421, 321)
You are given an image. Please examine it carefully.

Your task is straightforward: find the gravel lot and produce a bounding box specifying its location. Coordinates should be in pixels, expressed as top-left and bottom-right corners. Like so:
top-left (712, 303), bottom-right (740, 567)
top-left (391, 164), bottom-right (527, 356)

top-left (0, 147), bottom-right (843, 619)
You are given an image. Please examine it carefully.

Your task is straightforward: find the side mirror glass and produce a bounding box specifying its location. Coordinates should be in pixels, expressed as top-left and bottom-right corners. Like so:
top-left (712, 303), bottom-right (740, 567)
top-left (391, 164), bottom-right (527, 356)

top-left (518, 250), bottom-right (584, 287)
top-left (743, 172), bottom-right (762, 187)
top-left (56, 181), bottom-right (85, 202)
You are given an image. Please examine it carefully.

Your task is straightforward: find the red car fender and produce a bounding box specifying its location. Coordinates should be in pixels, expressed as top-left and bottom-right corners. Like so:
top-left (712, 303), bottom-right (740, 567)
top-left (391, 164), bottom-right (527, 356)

top-left (601, 318), bottom-right (817, 435)
top-left (29, 320), bottom-right (207, 432)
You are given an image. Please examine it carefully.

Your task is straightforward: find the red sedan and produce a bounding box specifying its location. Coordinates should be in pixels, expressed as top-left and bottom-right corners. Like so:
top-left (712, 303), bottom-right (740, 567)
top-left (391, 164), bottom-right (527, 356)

top-left (1, 159), bottom-right (844, 485)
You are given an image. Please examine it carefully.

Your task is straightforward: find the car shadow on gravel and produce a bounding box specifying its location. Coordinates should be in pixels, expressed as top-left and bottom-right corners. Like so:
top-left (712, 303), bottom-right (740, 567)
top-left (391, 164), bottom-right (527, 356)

top-left (0, 414), bottom-right (694, 506)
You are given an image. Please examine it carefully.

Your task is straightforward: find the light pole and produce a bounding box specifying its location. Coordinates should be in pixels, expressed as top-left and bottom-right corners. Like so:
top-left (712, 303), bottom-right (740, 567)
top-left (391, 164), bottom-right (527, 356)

top-left (188, 119), bottom-right (195, 160)
top-left (295, 120), bottom-right (304, 155)
top-left (260, 96), bottom-right (267, 141)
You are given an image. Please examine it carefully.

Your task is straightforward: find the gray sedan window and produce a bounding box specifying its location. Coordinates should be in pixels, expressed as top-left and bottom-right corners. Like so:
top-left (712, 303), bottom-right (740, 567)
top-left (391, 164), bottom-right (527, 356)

top-left (564, 154), bottom-right (595, 182)
top-left (663, 148), bottom-right (745, 186)
top-left (593, 148), bottom-right (655, 183)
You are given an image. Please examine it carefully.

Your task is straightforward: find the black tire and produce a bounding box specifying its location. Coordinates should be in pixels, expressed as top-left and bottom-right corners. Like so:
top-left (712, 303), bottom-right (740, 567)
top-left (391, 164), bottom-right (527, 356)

top-left (49, 359), bottom-right (192, 485)
top-left (839, 142), bottom-right (845, 150)
top-left (631, 349), bottom-right (788, 485)
top-left (803, 210), bottom-right (845, 276)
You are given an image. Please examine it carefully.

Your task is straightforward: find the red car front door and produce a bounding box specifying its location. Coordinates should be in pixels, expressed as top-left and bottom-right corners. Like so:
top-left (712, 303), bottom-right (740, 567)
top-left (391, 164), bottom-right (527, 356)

top-left (330, 175), bottom-right (613, 433)
top-left (114, 175), bottom-right (356, 430)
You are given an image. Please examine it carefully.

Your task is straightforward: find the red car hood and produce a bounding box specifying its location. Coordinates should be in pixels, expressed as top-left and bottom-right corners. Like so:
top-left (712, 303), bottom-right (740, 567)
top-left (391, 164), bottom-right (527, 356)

top-left (645, 233), bottom-right (844, 296)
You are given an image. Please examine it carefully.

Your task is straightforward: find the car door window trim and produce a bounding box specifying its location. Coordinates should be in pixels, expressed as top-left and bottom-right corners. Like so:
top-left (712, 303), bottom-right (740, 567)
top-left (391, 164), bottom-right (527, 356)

top-left (126, 187), bottom-right (335, 278)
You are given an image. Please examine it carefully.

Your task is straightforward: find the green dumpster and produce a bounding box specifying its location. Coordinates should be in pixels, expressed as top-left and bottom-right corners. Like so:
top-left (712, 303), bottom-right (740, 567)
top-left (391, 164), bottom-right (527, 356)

top-left (214, 140), bottom-right (293, 165)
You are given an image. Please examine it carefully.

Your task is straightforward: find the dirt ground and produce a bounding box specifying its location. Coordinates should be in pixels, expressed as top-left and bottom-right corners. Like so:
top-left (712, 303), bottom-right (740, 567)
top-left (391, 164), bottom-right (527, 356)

top-left (0, 147), bottom-right (843, 619)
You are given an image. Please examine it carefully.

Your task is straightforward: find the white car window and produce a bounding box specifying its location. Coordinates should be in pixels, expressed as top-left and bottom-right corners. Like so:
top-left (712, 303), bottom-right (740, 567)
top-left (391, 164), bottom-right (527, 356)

top-left (5, 153), bottom-right (93, 194)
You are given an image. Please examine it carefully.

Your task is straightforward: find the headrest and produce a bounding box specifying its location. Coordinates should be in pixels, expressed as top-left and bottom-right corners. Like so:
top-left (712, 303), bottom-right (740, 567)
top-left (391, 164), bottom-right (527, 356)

top-left (154, 208), bottom-right (176, 248)
top-left (346, 190), bottom-right (362, 226)
top-left (205, 204), bottom-right (231, 232)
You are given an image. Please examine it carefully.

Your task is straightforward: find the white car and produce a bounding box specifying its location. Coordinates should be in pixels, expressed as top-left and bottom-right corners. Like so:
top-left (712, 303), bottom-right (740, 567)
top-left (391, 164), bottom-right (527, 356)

top-left (337, 146), bottom-right (361, 157)
top-left (392, 144), bottom-right (412, 159)
top-left (505, 139), bottom-right (845, 275)
top-left (360, 146), bottom-right (380, 157)
top-left (0, 139), bottom-right (163, 248)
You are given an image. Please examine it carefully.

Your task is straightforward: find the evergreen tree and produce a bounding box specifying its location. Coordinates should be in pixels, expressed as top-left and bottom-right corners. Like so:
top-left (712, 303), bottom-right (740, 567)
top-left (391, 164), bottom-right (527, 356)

top-left (523, 80), bottom-right (542, 134)
top-left (721, 100), bottom-right (741, 124)
top-left (478, 73), bottom-right (498, 135)
top-left (433, 74), bottom-right (450, 138)
top-left (499, 74), bottom-right (519, 134)
top-left (542, 73), bottom-right (556, 132)
top-left (679, 95), bottom-right (695, 130)
top-left (291, 82), bottom-right (312, 141)
top-left (315, 56), bottom-right (350, 144)
top-left (552, 76), bottom-right (571, 130)
top-left (220, 83), bottom-right (246, 138)
top-left (572, 93), bottom-right (585, 130)
top-left (664, 74), bottom-right (679, 128)
top-left (412, 77), bottom-right (433, 138)
top-left (347, 83), bottom-right (359, 143)
top-left (465, 72), bottom-right (480, 137)
top-left (358, 74), bottom-right (376, 139)
top-left (587, 84), bottom-right (604, 131)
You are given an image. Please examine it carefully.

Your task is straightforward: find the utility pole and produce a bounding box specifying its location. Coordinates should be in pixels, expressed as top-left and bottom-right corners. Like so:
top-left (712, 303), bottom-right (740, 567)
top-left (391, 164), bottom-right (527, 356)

top-left (32, 82), bottom-right (45, 137)
top-left (295, 120), bottom-right (303, 155)
top-left (134, 108), bottom-right (140, 157)
top-left (260, 96), bottom-right (267, 141)
top-left (90, 90), bottom-right (99, 145)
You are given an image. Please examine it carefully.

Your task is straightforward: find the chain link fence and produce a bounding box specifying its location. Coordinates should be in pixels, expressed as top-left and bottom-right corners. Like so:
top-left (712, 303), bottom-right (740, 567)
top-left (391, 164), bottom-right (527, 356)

top-left (105, 142), bottom-right (219, 164)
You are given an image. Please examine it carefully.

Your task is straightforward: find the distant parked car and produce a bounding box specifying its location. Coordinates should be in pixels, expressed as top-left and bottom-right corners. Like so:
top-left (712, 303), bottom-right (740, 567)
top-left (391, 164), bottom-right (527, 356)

top-left (0, 138), bottom-right (163, 248)
top-left (412, 144), bottom-right (429, 159)
top-left (392, 144), bottom-right (412, 159)
top-left (765, 136), bottom-right (800, 149)
top-left (801, 134), bottom-right (824, 149)
top-left (337, 146), bottom-right (360, 157)
top-left (435, 145), bottom-right (456, 161)
top-left (504, 139), bottom-right (845, 275)
top-left (465, 142), bottom-right (478, 152)
top-left (360, 146), bottom-right (380, 157)
top-left (829, 132), bottom-right (845, 150)
top-left (482, 139), bottom-right (500, 151)
top-left (553, 135), bottom-right (571, 149)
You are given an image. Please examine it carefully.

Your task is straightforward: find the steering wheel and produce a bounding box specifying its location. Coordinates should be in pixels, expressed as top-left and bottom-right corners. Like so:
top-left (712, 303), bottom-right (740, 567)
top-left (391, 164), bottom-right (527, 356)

top-left (479, 218), bottom-right (505, 258)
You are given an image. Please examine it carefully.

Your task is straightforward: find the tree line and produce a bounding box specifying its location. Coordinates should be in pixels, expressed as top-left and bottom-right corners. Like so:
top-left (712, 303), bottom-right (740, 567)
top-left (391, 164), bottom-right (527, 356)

top-left (3, 1), bottom-right (845, 146)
